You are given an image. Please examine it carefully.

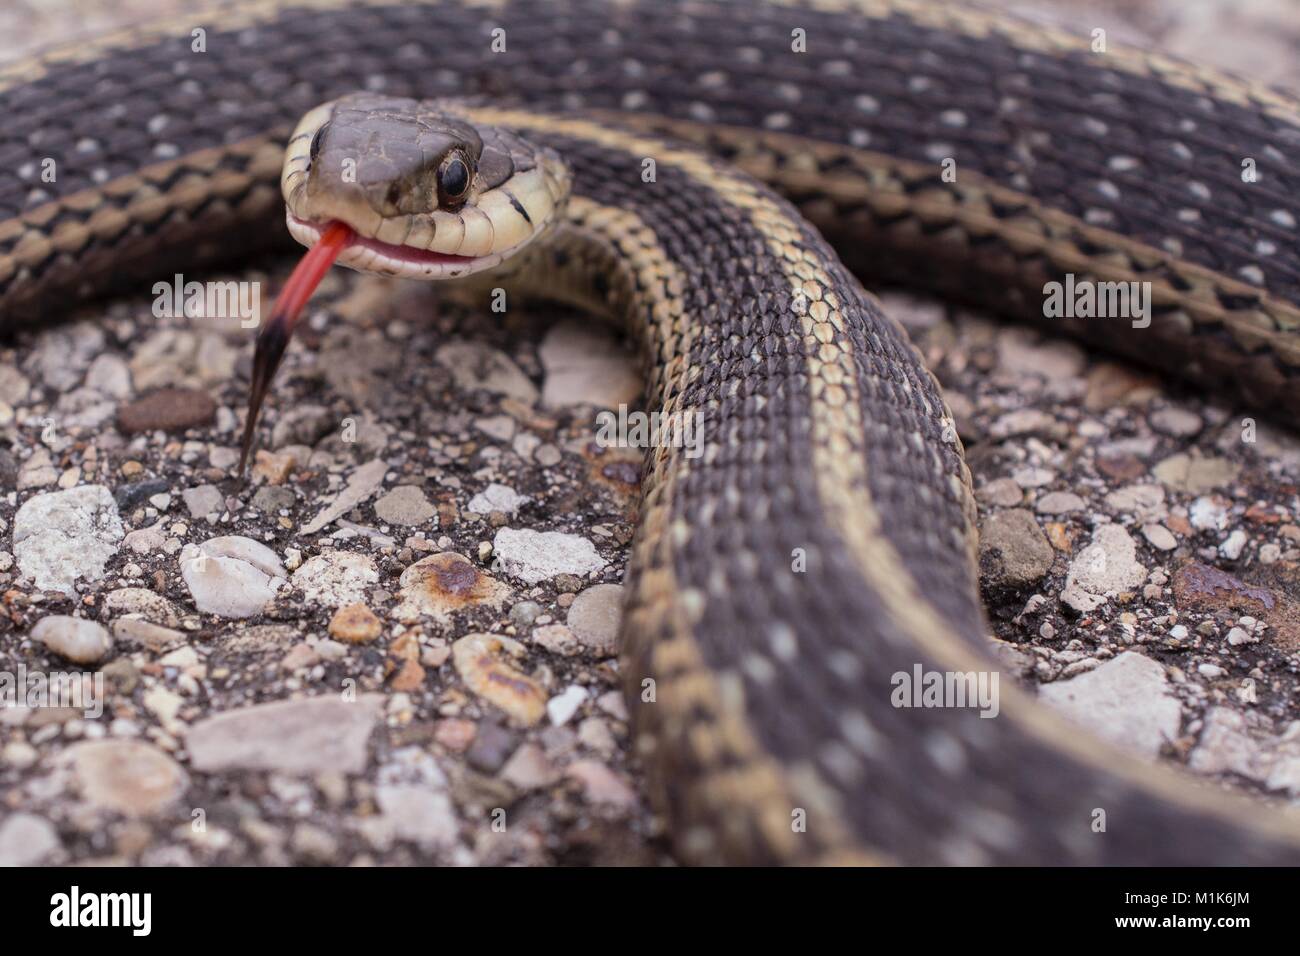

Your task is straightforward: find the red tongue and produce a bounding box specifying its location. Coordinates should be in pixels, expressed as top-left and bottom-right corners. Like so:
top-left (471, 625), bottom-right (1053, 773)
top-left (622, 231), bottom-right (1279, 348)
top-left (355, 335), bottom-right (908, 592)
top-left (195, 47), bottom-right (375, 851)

top-left (237, 221), bottom-right (353, 476)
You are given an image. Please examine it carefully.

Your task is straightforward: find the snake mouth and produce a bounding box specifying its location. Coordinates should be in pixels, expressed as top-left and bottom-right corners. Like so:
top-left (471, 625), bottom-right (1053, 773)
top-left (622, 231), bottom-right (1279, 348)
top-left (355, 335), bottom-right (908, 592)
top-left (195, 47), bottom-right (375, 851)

top-left (286, 212), bottom-right (504, 279)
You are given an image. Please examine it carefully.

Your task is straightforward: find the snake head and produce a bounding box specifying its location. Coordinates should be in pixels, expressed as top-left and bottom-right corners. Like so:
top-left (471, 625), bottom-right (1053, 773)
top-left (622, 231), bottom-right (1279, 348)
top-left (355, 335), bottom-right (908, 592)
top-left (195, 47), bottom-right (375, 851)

top-left (280, 93), bottom-right (571, 279)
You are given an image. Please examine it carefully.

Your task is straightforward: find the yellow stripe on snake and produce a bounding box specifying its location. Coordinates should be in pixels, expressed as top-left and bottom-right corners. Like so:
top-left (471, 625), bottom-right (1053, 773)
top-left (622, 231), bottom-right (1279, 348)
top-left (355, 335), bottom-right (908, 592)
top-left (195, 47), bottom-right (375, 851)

top-left (3, 0), bottom-right (1300, 864)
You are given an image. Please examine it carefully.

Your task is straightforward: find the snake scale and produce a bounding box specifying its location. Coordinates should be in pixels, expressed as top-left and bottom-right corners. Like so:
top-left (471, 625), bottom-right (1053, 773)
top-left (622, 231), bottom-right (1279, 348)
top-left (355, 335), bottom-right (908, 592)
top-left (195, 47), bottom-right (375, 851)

top-left (3, 0), bottom-right (1300, 865)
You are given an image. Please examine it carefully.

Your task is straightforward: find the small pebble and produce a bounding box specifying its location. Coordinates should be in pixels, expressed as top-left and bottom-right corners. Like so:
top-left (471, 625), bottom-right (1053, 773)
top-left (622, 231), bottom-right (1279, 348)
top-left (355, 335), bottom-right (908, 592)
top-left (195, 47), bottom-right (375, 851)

top-left (33, 615), bottom-right (112, 664)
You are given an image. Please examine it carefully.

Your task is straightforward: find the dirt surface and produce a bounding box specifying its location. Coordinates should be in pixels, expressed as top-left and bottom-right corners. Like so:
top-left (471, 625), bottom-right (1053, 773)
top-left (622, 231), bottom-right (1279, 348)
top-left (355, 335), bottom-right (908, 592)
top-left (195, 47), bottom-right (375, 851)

top-left (1, 1), bottom-right (1298, 867)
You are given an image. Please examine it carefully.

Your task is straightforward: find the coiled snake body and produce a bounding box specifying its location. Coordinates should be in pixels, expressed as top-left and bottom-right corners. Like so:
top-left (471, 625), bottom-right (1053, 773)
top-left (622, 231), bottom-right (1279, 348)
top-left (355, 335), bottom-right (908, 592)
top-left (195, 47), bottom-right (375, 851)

top-left (3, 0), bottom-right (1300, 865)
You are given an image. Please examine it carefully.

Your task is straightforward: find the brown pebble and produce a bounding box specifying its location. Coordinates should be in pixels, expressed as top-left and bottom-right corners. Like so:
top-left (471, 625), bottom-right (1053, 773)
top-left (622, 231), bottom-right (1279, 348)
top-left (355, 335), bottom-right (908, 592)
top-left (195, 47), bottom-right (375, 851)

top-left (434, 492), bottom-right (459, 528)
top-left (117, 388), bottom-right (216, 434)
top-left (1173, 562), bottom-right (1275, 613)
top-left (1096, 453), bottom-right (1147, 482)
top-left (1045, 522), bottom-right (1072, 552)
top-left (452, 633), bottom-right (546, 726)
top-left (389, 657), bottom-right (426, 692)
top-left (328, 603), bottom-right (382, 644)
top-left (1084, 363), bottom-right (1158, 411)
top-left (396, 552), bottom-right (511, 619)
top-left (390, 631), bottom-right (421, 662)
top-left (252, 449), bottom-right (297, 484)
top-left (1171, 562), bottom-right (1300, 651)
top-left (1245, 503), bottom-right (1282, 525)
top-left (119, 461), bottom-right (143, 477)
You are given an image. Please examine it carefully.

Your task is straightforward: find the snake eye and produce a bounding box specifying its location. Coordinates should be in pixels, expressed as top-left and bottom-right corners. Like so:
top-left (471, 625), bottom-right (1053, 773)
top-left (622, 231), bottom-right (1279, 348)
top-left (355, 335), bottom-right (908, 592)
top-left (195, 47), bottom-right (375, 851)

top-left (308, 123), bottom-right (328, 164)
top-left (437, 153), bottom-right (471, 208)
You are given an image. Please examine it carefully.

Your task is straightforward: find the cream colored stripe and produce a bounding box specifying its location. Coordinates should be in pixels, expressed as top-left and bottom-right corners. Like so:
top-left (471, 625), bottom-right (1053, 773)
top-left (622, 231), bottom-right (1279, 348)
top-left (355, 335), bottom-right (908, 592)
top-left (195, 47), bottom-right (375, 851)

top-left (559, 195), bottom-right (881, 863)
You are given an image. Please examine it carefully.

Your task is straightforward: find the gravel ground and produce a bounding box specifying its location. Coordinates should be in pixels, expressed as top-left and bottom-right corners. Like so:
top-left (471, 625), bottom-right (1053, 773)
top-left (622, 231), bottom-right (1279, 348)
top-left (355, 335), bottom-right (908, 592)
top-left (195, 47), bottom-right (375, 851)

top-left (1, 1), bottom-right (1298, 866)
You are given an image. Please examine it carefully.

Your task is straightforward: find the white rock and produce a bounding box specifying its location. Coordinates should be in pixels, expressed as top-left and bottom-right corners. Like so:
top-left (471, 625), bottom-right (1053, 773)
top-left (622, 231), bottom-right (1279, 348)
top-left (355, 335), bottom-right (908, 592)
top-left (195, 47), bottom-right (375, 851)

top-left (1219, 529), bottom-right (1248, 561)
top-left (0, 813), bottom-right (60, 866)
top-left (301, 459), bottom-right (388, 535)
top-left (548, 685), bottom-right (588, 726)
top-left (1150, 406), bottom-right (1203, 438)
top-left (435, 340), bottom-right (538, 403)
top-left (1011, 466), bottom-right (1054, 489)
top-left (539, 320), bottom-right (639, 409)
top-left (1034, 491), bottom-right (1085, 515)
top-left (26, 322), bottom-right (104, 391)
top-left (123, 521), bottom-right (167, 554)
top-left (290, 550), bottom-right (379, 607)
top-left (180, 535), bottom-right (286, 618)
top-left (186, 695), bottom-right (382, 774)
top-left (1189, 708), bottom-right (1268, 780)
top-left (13, 485), bottom-right (124, 596)
top-left (84, 354), bottom-right (132, 398)
top-left (475, 414), bottom-right (516, 442)
top-left (1189, 496), bottom-right (1229, 531)
top-left (103, 588), bottom-right (185, 628)
top-left (566, 760), bottom-right (638, 809)
top-left (1060, 582), bottom-right (1105, 613)
top-left (492, 528), bottom-right (607, 584)
top-left (990, 408), bottom-right (1057, 440)
top-left (375, 784), bottom-right (458, 850)
top-left (0, 363), bottom-right (31, 405)
top-left (17, 448), bottom-right (57, 490)
top-left (1103, 484), bottom-right (1166, 519)
top-left (32, 616), bottom-right (112, 664)
top-left (181, 484), bottom-right (226, 518)
top-left (467, 483), bottom-right (528, 515)
top-left (995, 329), bottom-right (1085, 380)
top-left (1227, 626), bottom-right (1258, 646)
top-left (1039, 652), bottom-right (1181, 757)
top-left (1065, 524), bottom-right (1147, 595)
top-left (1141, 524), bottom-right (1178, 551)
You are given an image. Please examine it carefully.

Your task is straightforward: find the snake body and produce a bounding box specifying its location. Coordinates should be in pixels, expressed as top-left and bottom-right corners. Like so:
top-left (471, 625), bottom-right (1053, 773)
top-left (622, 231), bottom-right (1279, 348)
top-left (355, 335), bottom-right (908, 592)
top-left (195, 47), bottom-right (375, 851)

top-left (3, 0), bottom-right (1300, 864)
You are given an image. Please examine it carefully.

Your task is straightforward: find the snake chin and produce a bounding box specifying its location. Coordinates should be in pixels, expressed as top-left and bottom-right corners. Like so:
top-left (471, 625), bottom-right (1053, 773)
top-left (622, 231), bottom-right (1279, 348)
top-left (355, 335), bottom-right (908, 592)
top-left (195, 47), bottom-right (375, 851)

top-left (286, 212), bottom-right (518, 280)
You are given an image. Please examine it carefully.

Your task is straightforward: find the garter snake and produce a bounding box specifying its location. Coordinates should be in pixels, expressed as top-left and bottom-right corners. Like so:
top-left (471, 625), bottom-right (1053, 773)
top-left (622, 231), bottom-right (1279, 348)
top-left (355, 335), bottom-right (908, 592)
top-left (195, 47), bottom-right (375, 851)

top-left (3, 0), bottom-right (1300, 865)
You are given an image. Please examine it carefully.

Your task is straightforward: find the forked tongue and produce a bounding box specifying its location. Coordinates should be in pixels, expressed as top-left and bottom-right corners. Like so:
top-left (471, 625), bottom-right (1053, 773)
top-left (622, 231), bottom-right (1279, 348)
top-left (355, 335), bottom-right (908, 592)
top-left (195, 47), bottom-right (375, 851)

top-left (237, 221), bottom-right (353, 476)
